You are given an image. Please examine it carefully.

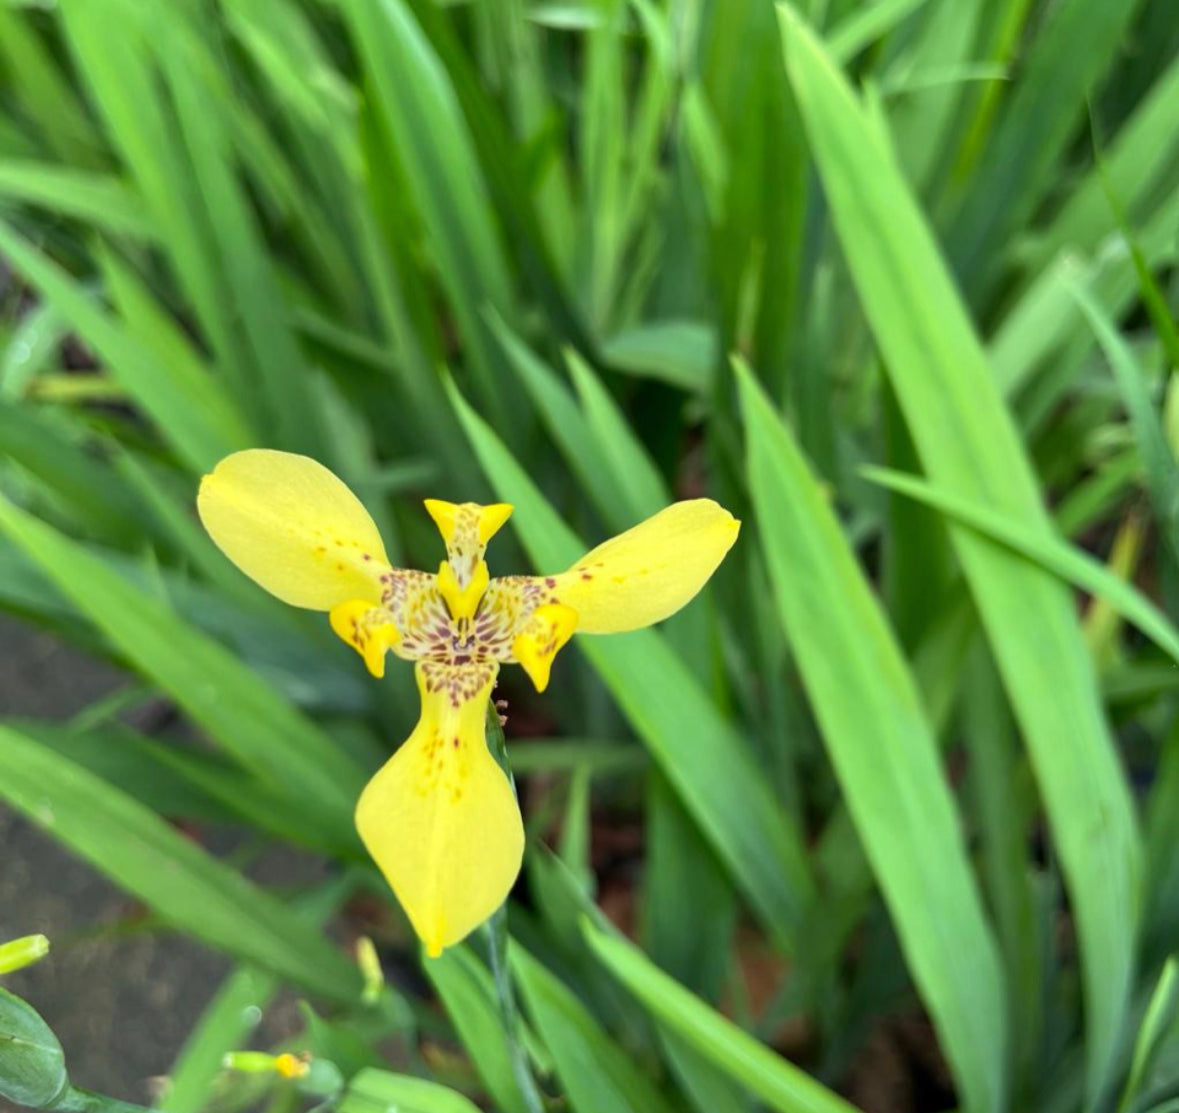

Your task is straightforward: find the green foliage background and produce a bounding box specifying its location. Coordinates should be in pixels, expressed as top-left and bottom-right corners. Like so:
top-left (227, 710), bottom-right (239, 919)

top-left (0, 1), bottom-right (1178, 1111)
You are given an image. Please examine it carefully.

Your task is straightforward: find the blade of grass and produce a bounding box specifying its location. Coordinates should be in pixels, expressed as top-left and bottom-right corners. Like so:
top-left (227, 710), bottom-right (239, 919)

top-left (0, 724), bottom-right (361, 1004)
top-left (339, 1068), bottom-right (483, 1113)
top-left (510, 943), bottom-right (679, 1113)
top-left (158, 967), bottom-right (276, 1113)
top-left (864, 466), bottom-right (1179, 667)
top-left (826, 0), bottom-right (931, 63)
top-left (0, 162), bottom-right (154, 239)
top-left (738, 362), bottom-right (1006, 1113)
top-left (582, 921), bottom-right (858, 1113)
top-left (449, 377), bottom-right (813, 948)
top-left (343, 0), bottom-right (515, 429)
top-left (159, 27), bottom-right (330, 459)
top-left (600, 321), bottom-right (716, 393)
top-left (0, 401), bottom-right (146, 545)
top-left (946, 0), bottom-right (1141, 300)
top-left (58, 0), bottom-right (250, 405)
top-left (0, 221), bottom-right (252, 472)
top-left (0, 492), bottom-right (365, 847)
top-left (424, 948), bottom-right (535, 1113)
top-left (162, 874), bottom-right (361, 1113)
top-left (1070, 281), bottom-right (1179, 570)
top-left (779, 10), bottom-right (1141, 1099)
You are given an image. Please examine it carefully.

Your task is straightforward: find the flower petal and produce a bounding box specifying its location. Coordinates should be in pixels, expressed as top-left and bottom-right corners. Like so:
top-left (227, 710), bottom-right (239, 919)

top-left (551, 499), bottom-right (739, 633)
top-left (198, 449), bottom-right (390, 609)
top-left (329, 600), bottom-right (401, 677)
top-left (355, 662), bottom-right (523, 957)
top-left (512, 602), bottom-right (578, 692)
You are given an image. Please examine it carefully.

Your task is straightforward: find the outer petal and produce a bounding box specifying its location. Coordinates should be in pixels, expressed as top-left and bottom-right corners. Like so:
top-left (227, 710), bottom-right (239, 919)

top-left (198, 449), bottom-right (390, 609)
top-left (551, 499), bottom-right (740, 633)
top-left (355, 661), bottom-right (523, 957)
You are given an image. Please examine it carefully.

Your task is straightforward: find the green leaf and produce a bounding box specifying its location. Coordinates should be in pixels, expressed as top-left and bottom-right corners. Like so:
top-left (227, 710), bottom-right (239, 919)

top-left (424, 946), bottom-right (531, 1113)
top-left (511, 944), bottom-right (679, 1113)
top-left (0, 725), bottom-right (362, 1003)
top-left (582, 922), bottom-right (857, 1113)
top-left (0, 161), bottom-right (154, 239)
top-left (0, 987), bottom-right (68, 1110)
top-left (946, 0), bottom-right (1141, 298)
top-left (0, 221), bottom-right (251, 473)
top-left (737, 361), bottom-right (1006, 1113)
top-left (1071, 281), bottom-right (1179, 569)
top-left (159, 968), bottom-right (276, 1113)
top-left (449, 379), bottom-right (813, 948)
top-left (1118, 958), bottom-right (1179, 1113)
top-left (0, 493), bottom-right (365, 845)
top-left (863, 466), bottom-right (1179, 669)
top-left (158, 30), bottom-right (330, 460)
top-left (0, 400), bottom-right (146, 544)
top-left (339, 1068), bottom-right (483, 1113)
top-left (343, 0), bottom-right (515, 428)
top-left (779, 11), bottom-right (1141, 1098)
top-left (600, 321), bottom-right (715, 393)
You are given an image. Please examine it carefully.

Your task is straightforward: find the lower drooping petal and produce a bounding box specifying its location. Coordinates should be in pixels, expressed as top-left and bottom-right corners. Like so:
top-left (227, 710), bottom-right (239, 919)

top-left (354, 661), bottom-right (523, 956)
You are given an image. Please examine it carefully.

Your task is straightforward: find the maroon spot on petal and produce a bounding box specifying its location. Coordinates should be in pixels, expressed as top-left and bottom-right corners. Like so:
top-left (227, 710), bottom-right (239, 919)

top-left (545, 577), bottom-right (556, 588)
top-left (580, 572), bottom-right (593, 581)
top-left (452, 737), bottom-right (460, 749)
top-left (363, 553), bottom-right (371, 561)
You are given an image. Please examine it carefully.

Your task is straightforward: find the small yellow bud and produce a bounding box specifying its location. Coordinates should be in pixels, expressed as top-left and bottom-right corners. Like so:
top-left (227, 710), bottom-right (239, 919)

top-left (222, 1051), bottom-right (308, 1079)
top-left (356, 936), bottom-right (384, 1005)
top-left (0, 934), bottom-right (50, 975)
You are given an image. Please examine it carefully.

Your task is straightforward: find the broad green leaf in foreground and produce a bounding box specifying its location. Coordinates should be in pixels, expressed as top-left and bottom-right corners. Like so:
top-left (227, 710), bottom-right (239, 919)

top-left (448, 379), bottom-right (813, 947)
top-left (0, 493), bottom-right (364, 846)
top-left (0, 725), bottom-right (361, 1004)
top-left (738, 361), bottom-right (1006, 1113)
top-left (779, 9), bottom-right (1141, 1098)
top-left (0, 987), bottom-right (67, 1109)
top-left (583, 921), bottom-right (856, 1113)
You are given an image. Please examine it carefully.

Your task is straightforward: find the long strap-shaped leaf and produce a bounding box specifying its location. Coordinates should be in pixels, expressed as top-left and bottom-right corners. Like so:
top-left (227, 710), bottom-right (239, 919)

top-left (0, 725), bottom-right (360, 1004)
top-left (448, 379), bottom-right (813, 948)
top-left (863, 467), bottom-right (1179, 668)
top-left (0, 494), bottom-right (364, 848)
top-left (582, 921), bottom-right (856, 1113)
top-left (737, 362), bottom-right (1006, 1113)
top-left (778, 9), bottom-right (1140, 1101)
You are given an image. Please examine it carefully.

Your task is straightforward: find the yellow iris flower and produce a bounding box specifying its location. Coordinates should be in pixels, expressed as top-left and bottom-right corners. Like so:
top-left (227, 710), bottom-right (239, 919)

top-left (197, 449), bottom-right (739, 956)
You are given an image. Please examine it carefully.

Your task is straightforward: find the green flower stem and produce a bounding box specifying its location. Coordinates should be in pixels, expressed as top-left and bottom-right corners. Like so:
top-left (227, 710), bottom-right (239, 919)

top-left (484, 700), bottom-right (546, 1113)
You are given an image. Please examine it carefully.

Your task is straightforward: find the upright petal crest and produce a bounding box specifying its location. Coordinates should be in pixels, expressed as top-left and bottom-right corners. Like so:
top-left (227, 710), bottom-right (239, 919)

top-left (198, 449), bottom-right (390, 609)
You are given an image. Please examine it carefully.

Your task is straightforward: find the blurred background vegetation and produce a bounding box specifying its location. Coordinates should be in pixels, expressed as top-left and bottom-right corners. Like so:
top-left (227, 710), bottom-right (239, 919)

top-left (1, 0), bottom-right (1178, 1112)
